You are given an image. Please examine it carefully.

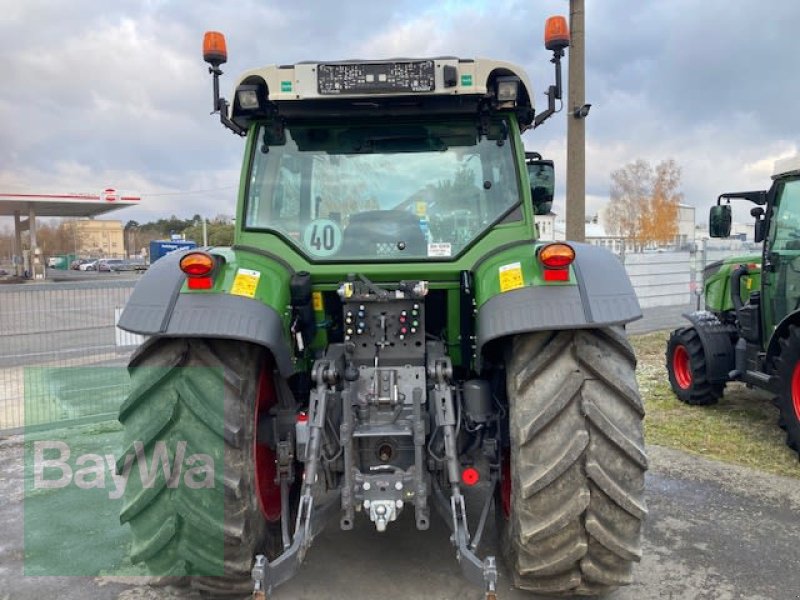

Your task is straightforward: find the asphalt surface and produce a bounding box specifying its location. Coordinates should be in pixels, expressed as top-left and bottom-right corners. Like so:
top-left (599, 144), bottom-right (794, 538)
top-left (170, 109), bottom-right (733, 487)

top-left (1, 437), bottom-right (798, 600)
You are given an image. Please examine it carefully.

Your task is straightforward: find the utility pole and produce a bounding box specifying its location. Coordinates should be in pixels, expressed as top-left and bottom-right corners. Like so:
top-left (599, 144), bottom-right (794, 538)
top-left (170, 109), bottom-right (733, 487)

top-left (566, 0), bottom-right (586, 242)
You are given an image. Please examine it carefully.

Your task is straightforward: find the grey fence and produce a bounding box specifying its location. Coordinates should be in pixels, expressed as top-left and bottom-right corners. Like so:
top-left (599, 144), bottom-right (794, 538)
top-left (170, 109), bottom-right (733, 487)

top-left (623, 243), bottom-right (762, 310)
top-left (624, 251), bottom-right (693, 308)
top-left (0, 280), bottom-right (139, 434)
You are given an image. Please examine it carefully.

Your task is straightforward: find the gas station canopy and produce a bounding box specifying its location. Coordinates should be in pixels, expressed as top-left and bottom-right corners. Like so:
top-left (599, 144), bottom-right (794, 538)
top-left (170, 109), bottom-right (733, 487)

top-left (0, 190), bottom-right (141, 217)
top-left (0, 189), bottom-right (141, 278)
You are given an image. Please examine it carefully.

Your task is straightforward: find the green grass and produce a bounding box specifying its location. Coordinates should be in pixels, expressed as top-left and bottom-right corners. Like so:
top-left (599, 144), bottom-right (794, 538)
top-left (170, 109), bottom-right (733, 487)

top-left (632, 330), bottom-right (800, 478)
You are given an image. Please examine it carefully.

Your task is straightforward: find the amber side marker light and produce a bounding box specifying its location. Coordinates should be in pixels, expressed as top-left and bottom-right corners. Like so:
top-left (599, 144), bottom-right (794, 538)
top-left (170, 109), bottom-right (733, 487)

top-left (538, 243), bottom-right (575, 282)
top-left (180, 252), bottom-right (216, 289)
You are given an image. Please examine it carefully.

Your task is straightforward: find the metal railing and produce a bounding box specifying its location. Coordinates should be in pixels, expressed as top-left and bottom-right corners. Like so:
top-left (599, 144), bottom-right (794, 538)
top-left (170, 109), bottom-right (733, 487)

top-left (0, 280), bottom-right (138, 434)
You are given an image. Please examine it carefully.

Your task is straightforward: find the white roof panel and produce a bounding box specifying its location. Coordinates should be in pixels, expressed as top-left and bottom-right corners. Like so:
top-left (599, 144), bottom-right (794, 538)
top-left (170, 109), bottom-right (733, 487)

top-left (772, 156), bottom-right (800, 179)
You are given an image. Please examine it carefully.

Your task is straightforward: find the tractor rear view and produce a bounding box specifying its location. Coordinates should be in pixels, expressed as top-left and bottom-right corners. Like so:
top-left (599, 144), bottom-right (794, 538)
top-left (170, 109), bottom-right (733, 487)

top-left (117, 17), bottom-right (647, 598)
top-left (666, 156), bottom-right (800, 457)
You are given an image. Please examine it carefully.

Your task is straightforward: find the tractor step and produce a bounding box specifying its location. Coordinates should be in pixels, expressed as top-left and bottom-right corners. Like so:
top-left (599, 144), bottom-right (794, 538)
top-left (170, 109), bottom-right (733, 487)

top-left (744, 370), bottom-right (777, 390)
top-left (731, 368), bottom-right (778, 392)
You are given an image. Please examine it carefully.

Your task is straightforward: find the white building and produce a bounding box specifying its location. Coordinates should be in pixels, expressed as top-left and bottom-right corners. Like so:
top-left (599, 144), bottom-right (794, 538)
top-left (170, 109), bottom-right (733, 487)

top-left (534, 212), bottom-right (557, 241)
top-left (552, 220), bottom-right (626, 255)
top-left (595, 202), bottom-right (696, 251)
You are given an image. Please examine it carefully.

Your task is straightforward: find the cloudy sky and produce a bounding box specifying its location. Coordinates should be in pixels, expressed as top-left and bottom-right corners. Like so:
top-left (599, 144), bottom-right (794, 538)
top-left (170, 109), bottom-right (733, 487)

top-left (1, 0), bottom-right (798, 228)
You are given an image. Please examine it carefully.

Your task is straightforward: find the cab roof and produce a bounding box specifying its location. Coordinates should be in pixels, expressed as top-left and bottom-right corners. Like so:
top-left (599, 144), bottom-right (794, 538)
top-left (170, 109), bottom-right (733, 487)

top-left (231, 57), bottom-right (536, 129)
top-left (772, 155), bottom-right (800, 179)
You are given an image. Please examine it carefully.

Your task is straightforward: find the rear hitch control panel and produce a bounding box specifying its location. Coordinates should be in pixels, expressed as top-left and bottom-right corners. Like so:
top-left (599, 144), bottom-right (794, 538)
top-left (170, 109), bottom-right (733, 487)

top-left (337, 280), bottom-right (428, 365)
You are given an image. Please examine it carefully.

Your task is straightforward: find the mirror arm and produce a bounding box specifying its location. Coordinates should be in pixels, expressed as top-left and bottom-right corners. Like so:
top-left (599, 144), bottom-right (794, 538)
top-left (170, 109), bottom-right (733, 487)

top-left (209, 65), bottom-right (246, 137)
top-left (718, 190), bottom-right (768, 205)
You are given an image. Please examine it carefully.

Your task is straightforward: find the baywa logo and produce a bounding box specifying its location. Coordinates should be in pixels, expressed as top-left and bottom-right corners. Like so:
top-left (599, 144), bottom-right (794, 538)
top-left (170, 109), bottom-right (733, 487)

top-left (33, 440), bottom-right (215, 499)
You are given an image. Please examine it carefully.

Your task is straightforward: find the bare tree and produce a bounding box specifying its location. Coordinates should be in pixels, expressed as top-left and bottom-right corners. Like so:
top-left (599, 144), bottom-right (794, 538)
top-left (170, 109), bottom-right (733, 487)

top-left (606, 159), bottom-right (651, 251)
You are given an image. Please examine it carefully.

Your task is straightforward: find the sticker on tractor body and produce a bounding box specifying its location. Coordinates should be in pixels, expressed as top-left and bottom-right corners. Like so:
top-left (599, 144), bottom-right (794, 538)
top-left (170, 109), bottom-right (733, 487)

top-left (427, 242), bottom-right (452, 257)
top-left (498, 262), bottom-right (524, 292)
top-left (312, 291), bottom-right (324, 311)
top-left (230, 268), bottom-right (261, 298)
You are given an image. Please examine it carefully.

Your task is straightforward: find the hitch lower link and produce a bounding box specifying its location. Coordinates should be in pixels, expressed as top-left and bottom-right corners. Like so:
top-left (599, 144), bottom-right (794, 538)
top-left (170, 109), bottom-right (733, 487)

top-left (252, 360), bottom-right (337, 598)
top-left (430, 357), bottom-right (499, 600)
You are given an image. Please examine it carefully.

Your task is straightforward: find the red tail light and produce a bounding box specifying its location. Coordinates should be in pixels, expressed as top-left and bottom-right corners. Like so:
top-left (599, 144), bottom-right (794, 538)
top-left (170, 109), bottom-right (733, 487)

top-left (461, 467), bottom-right (480, 486)
top-left (180, 252), bottom-right (215, 277)
top-left (180, 252), bottom-right (216, 289)
top-left (538, 243), bottom-right (576, 269)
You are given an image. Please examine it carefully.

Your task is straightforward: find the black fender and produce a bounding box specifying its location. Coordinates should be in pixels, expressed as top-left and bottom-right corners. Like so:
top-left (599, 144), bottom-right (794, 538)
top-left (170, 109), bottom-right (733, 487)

top-left (117, 251), bottom-right (294, 376)
top-left (476, 243), bottom-right (641, 365)
top-left (680, 311), bottom-right (737, 384)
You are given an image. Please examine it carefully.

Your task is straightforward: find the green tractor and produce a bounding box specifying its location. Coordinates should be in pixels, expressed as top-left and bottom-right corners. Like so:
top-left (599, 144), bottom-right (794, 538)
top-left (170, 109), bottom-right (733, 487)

top-left (117, 17), bottom-right (646, 598)
top-left (666, 156), bottom-right (800, 458)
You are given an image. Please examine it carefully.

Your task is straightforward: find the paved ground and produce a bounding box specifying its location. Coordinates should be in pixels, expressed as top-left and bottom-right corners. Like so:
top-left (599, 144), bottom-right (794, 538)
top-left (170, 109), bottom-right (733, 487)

top-left (1, 436), bottom-right (798, 600)
top-left (628, 302), bottom-right (697, 335)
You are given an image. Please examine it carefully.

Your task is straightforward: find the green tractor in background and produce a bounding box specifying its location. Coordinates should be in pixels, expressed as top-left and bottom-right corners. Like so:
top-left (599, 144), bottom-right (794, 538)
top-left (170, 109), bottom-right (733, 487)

top-left (117, 17), bottom-right (647, 598)
top-left (666, 156), bottom-right (800, 458)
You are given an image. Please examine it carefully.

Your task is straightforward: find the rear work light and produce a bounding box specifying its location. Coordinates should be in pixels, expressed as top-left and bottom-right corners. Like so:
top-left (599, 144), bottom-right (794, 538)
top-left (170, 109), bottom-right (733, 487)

top-left (179, 251), bottom-right (216, 289)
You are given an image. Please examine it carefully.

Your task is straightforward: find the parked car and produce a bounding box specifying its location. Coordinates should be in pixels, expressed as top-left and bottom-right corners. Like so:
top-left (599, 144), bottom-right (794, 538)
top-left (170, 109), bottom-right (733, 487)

top-left (98, 259), bottom-right (125, 272)
top-left (70, 259), bottom-right (90, 270)
top-left (113, 259), bottom-right (148, 272)
top-left (79, 260), bottom-right (98, 271)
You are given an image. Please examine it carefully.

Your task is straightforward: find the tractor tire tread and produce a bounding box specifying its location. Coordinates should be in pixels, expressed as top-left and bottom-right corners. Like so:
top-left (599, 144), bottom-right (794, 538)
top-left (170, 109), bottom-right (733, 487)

top-left (666, 327), bottom-right (724, 406)
top-left (118, 338), bottom-right (270, 596)
top-left (503, 328), bottom-right (647, 596)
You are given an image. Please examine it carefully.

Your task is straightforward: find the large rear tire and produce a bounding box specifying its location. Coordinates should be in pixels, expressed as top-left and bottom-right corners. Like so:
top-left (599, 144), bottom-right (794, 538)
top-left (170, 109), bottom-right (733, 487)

top-left (119, 338), bottom-right (278, 596)
top-left (774, 325), bottom-right (800, 458)
top-left (501, 328), bottom-right (647, 596)
top-left (666, 327), bottom-right (724, 406)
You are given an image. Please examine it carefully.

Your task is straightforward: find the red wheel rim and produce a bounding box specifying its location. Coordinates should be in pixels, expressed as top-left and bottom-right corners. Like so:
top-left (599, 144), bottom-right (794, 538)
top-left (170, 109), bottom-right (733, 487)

top-left (254, 363), bottom-right (283, 522)
top-left (791, 362), bottom-right (800, 422)
top-left (672, 344), bottom-right (692, 390)
top-left (500, 449), bottom-right (511, 519)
